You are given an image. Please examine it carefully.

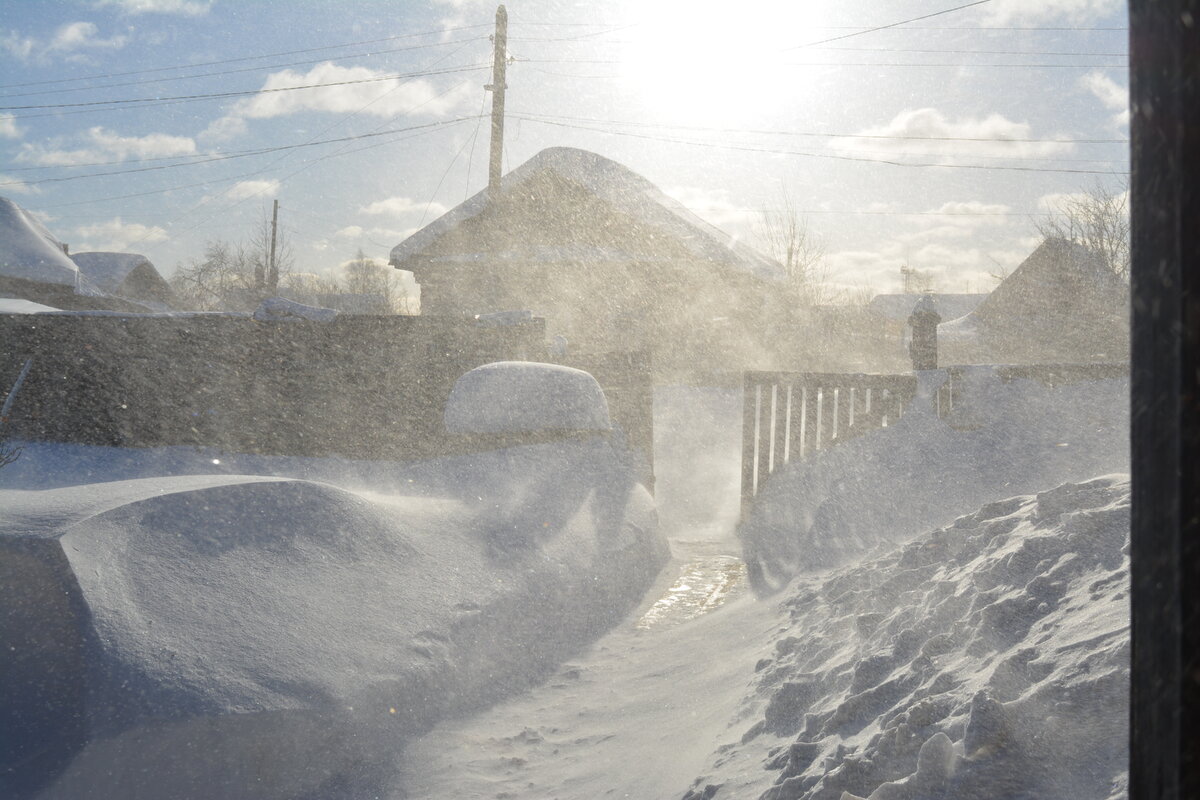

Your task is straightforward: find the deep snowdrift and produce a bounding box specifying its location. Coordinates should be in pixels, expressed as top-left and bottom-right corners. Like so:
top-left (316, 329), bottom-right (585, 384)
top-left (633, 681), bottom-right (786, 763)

top-left (684, 475), bottom-right (1129, 800)
top-left (740, 368), bottom-right (1128, 589)
top-left (0, 435), bottom-right (667, 800)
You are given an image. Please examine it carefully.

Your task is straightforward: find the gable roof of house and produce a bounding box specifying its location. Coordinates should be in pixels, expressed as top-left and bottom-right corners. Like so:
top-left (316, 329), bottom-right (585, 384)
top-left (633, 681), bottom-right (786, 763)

top-left (69, 252), bottom-right (156, 293)
top-left (389, 147), bottom-right (783, 281)
top-left (0, 196), bottom-right (102, 294)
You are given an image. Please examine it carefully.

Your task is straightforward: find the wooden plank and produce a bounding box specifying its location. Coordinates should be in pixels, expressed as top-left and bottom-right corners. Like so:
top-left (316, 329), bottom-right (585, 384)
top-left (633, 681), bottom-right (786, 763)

top-left (773, 383), bottom-right (789, 470)
top-left (740, 377), bottom-right (758, 508)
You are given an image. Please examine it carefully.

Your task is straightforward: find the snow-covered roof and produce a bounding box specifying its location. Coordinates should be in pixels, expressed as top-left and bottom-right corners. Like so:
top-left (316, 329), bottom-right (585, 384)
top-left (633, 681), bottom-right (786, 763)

top-left (390, 147), bottom-right (783, 281)
top-left (0, 196), bottom-right (101, 294)
top-left (69, 251), bottom-right (157, 294)
top-left (868, 292), bottom-right (987, 323)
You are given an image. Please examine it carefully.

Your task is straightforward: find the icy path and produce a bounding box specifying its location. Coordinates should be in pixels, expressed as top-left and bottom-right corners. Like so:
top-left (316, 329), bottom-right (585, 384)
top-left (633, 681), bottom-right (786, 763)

top-left (391, 531), bottom-right (770, 800)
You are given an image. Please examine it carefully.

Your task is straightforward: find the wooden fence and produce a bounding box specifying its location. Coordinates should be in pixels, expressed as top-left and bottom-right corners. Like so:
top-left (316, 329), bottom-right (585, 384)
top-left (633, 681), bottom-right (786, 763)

top-left (741, 363), bottom-right (1129, 511)
top-left (741, 371), bottom-right (917, 506)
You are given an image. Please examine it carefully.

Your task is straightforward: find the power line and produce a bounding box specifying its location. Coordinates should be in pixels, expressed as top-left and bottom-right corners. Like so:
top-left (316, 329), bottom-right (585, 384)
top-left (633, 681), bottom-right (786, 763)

top-left (784, 0), bottom-right (994, 50)
top-left (508, 110), bottom-right (1128, 144)
top-left (517, 57), bottom-right (1125, 69)
top-left (0, 63), bottom-right (489, 111)
top-left (0, 36), bottom-right (491, 100)
top-left (0, 24), bottom-right (496, 90)
top-left (512, 115), bottom-right (1130, 175)
top-left (0, 117), bottom-right (485, 188)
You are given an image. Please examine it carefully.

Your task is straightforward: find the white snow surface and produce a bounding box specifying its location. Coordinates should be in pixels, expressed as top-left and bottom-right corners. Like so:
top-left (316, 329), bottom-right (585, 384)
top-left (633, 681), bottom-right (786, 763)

top-left (0, 436), bottom-right (666, 800)
top-left (252, 295), bottom-right (338, 323)
top-left (444, 361), bottom-right (612, 434)
top-left (0, 296), bottom-right (59, 314)
top-left (0, 197), bottom-right (100, 294)
top-left (740, 367), bottom-right (1129, 588)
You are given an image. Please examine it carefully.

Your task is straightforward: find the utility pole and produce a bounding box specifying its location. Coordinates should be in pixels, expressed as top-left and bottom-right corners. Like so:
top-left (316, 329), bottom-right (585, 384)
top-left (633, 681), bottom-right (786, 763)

top-left (267, 198), bottom-right (279, 293)
top-left (486, 4), bottom-right (508, 203)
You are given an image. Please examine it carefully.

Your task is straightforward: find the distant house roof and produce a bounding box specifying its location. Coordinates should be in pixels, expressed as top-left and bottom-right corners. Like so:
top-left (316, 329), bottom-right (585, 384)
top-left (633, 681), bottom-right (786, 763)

top-left (0, 196), bottom-right (101, 295)
top-left (868, 292), bottom-right (987, 323)
top-left (940, 238), bottom-right (1129, 363)
top-left (70, 251), bottom-right (174, 307)
top-left (389, 147), bottom-right (783, 281)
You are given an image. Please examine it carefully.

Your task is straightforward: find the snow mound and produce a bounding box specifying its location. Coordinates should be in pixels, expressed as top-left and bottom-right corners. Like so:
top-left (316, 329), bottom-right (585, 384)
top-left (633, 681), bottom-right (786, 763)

top-left (686, 475), bottom-right (1129, 800)
top-left (0, 197), bottom-right (99, 294)
top-left (445, 361), bottom-right (611, 434)
top-left (740, 368), bottom-right (1128, 589)
top-left (0, 437), bottom-right (666, 799)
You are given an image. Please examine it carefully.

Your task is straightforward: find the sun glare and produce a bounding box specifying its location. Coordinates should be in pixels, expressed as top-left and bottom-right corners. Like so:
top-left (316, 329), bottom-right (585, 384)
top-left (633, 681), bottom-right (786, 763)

top-left (619, 0), bottom-right (820, 123)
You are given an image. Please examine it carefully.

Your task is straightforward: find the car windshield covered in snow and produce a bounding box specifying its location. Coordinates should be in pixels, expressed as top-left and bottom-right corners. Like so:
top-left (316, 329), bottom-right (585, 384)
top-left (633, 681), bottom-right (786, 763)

top-left (0, 2), bottom-right (1138, 799)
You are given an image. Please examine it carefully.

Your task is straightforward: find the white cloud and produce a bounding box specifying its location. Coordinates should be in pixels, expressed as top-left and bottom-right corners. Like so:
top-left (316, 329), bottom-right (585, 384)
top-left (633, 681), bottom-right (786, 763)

top-left (360, 196), bottom-right (445, 218)
top-left (49, 21), bottom-right (127, 52)
top-left (3, 21), bottom-right (128, 62)
top-left (835, 108), bottom-right (1075, 161)
top-left (0, 173), bottom-right (36, 194)
top-left (199, 115), bottom-right (246, 142)
top-left (74, 217), bottom-right (168, 250)
top-left (96, 0), bottom-right (212, 15)
top-left (664, 186), bottom-right (758, 234)
top-left (225, 179), bottom-right (280, 200)
top-left (230, 62), bottom-right (475, 120)
top-left (0, 113), bottom-right (22, 139)
top-left (18, 127), bottom-right (196, 166)
top-left (334, 225), bottom-right (365, 239)
top-left (1, 31), bottom-right (35, 60)
top-left (985, 0), bottom-right (1122, 25)
top-left (1081, 71), bottom-right (1130, 127)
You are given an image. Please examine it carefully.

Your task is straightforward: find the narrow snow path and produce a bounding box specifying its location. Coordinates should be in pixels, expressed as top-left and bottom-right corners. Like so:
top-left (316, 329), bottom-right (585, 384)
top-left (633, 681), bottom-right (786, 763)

top-left (391, 533), bottom-right (774, 800)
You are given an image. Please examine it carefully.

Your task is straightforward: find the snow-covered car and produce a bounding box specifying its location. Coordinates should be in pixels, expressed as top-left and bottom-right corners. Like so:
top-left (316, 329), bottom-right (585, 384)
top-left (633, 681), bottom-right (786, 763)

top-left (0, 362), bottom-right (667, 800)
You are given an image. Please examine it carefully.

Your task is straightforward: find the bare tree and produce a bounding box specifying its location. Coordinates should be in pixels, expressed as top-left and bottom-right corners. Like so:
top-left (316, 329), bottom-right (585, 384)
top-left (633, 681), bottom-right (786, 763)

top-left (340, 249), bottom-right (412, 314)
top-left (169, 207), bottom-right (297, 311)
top-left (757, 189), bottom-right (834, 305)
top-left (1035, 180), bottom-right (1130, 280)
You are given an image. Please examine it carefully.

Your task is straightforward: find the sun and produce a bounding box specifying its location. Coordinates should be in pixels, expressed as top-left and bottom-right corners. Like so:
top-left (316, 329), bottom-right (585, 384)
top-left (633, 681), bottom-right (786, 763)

top-left (618, 0), bottom-right (823, 124)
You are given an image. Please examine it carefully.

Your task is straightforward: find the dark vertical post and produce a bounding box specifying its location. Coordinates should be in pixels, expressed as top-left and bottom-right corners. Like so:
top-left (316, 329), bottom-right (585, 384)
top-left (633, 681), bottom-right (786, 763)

top-left (267, 198), bottom-right (279, 293)
top-left (1129, 1), bottom-right (1200, 797)
top-left (908, 294), bottom-right (941, 371)
top-left (741, 376), bottom-right (758, 511)
top-left (487, 5), bottom-right (508, 203)
top-left (773, 382), bottom-right (788, 469)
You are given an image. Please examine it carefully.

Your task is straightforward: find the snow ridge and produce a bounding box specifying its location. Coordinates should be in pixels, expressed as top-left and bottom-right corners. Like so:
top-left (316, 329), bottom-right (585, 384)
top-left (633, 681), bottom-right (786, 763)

top-left (687, 475), bottom-right (1129, 800)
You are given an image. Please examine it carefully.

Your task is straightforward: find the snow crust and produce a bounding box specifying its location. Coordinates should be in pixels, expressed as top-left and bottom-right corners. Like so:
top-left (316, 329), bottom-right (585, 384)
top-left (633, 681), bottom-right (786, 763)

top-left (740, 367), bottom-right (1128, 589)
top-left (0, 436), bottom-right (665, 799)
top-left (0, 297), bottom-right (59, 314)
top-left (685, 475), bottom-right (1129, 800)
top-left (252, 296), bottom-right (338, 323)
top-left (444, 361), bottom-right (612, 434)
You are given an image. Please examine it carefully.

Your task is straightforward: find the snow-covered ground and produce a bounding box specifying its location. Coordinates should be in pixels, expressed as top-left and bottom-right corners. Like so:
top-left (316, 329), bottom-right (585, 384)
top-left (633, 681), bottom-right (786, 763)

top-left (0, 373), bottom-right (1129, 800)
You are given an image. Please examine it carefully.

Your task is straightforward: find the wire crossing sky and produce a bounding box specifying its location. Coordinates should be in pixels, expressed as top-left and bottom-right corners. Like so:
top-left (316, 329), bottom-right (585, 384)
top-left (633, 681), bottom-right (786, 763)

top-left (0, 0), bottom-right (1130, 294)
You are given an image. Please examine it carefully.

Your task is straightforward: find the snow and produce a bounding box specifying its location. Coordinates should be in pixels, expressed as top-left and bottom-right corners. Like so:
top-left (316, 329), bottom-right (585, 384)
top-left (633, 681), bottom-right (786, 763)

top-left (0, 433), bottom-right (666, 799)
top-left (444, 361), bottom-right (612, 434)
top-left (0, 371), bottom-right (1129, 800)
top-left (0, 197), bottom-right (100, 294)
top-left (0, 297), bottom-right (59, 314)
top-left (252, 296), bottom-right (338, 323)
top-left (740, 366), bottom-right (1128, 589)
top-left (390, 147), bottom-right (784, 281)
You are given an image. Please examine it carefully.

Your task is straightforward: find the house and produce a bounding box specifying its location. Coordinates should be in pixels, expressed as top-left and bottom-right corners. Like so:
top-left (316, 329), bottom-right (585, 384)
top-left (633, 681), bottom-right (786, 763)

top-left (69, 252), bottom-right (175, 309)
top-left (389, 147), bottom-right (787, 369)
top-left (0, 196), bottom-right (151, 312)
top-left (939, 237), bottom-right (1129, 364)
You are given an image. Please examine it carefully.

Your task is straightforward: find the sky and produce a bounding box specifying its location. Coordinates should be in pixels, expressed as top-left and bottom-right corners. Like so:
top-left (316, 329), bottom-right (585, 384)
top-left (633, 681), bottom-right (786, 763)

top-left (0, 0), bottom-right (1129, 296)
